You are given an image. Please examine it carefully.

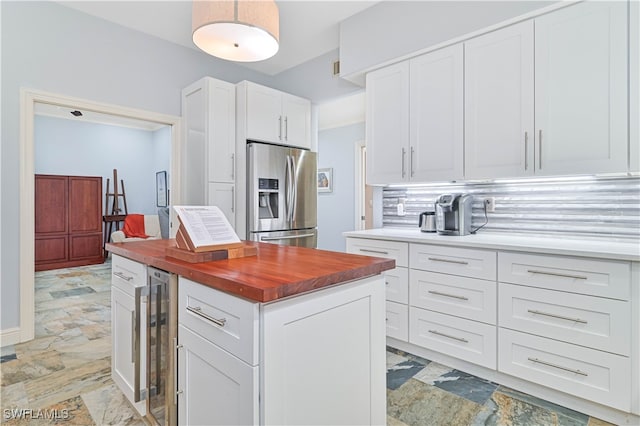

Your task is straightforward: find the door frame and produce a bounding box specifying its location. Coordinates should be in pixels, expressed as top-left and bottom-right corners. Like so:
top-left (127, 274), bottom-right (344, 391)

top-left (17, 88), bottom-right (182, 343)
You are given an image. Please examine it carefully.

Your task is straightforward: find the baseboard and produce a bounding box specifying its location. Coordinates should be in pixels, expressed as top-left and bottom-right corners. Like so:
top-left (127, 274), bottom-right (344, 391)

top-left (0, 327), bottom-right (22, 347)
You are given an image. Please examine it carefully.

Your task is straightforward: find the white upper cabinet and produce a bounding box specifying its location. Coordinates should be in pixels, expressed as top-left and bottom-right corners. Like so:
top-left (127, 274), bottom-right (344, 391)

top-left (410, 44), bottom-right (464, 182)
top-left (464, 21), bottom-right (535, 180)
top-left (245, 82), bottom-right (311, 149)
top-left (535, 1), bottom-right (628, 175)
top-left (367, 45), bottom-right (464, 185)
top-left (366, 61), bottom-right (410, 184)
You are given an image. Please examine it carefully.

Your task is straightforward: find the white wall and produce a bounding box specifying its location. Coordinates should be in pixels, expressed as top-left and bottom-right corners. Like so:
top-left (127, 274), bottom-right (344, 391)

top-left (34, 115), bottom-right (169, 215)
top-left (339, 1), bottom-right (556, 82)
top-left (317, 122), bottom-right (365, 252)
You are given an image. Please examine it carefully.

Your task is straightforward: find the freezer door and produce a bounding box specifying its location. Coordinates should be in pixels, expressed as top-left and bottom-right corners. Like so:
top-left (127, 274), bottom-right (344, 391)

top-left (250, 229), bottom-right (317, 248)
top-left (247, 143), bottom-right (289, 233)
top-left (289, 148), bottom-right (317, 230)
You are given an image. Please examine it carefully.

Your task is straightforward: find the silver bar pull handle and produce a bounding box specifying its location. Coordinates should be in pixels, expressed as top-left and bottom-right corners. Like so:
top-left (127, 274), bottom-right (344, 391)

top-left (278, 116), bottom-right (282, 140)
top-left (284, 116), bottom-right (288, 141)
top-left (428, 290), bottom-right (469, 301)
top-left (428, 329), bottom-right (468, 343)
top-left (173, 338), bottom-right (183, 405)
top-left (524, 131), bottom-right (528, 170)
top-left (260, 233), bottom-right (315, 242)
top-left (401, 148), bottom-right (406, 178)
top-left (186, 306), bottom-right (226, 327)
top-left (527, 269), bottom-right (588, 280)
top-left (538, 129), bottom-right (542, 169)
top-left (113, 271), bottom-right (133, 281)
top-left (133, 286), bottom-right (143, 402)
top-left (360, 249), bottom-right (389, 255)
top-left (231, 153), bottom-right (235, 179)
top-left (428, 257), bottom-right (469, 265)
top-left (410, 146), bottom-right (415, 177)
top-left (231, 187), bottom-right (235, 213)
top-left (528, 309), bottom-right (588, 324)
top-left (528, 357), bottom-right (588, 376)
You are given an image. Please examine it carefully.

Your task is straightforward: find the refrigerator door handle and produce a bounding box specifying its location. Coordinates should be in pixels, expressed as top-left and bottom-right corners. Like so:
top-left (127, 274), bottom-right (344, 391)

top-left (284, 155), bottom-right (290, 224)
top-left (291, 156), bottom-right (298, 225)
top-left (261, 233), bottom-right (316, 241)
top-left (287, 155), bottom-right (295, 224)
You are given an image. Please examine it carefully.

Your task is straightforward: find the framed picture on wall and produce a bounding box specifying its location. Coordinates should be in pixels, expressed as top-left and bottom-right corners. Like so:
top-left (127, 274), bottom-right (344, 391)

top-left (156, 171), bottom-right (168, 207)
top-left (318, 168), bottom-right (333, 193)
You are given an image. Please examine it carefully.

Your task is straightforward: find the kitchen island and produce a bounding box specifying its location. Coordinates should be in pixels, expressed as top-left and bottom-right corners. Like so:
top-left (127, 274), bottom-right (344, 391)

top-left (106, 239), bottom-right (394, 425)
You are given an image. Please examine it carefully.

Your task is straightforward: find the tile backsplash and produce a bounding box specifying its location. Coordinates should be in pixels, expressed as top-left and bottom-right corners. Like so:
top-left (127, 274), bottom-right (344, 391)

top-left (383, 176), bottom-right (640, 240)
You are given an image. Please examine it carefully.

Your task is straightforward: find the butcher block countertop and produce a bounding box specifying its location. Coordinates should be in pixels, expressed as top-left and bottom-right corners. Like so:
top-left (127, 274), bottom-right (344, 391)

top-left (106, 239), bottom-right (395, 303)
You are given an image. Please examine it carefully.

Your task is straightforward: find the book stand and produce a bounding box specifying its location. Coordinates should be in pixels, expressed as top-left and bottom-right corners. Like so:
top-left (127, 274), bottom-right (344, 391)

top-left (166, 219), bottom-right (258, 263)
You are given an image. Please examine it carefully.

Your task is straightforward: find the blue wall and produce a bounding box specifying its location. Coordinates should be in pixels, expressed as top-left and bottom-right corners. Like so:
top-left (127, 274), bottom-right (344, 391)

top-left (35, 115), bottom-right (170, 215)
top-left (317, 122), bottom-right (364, 252)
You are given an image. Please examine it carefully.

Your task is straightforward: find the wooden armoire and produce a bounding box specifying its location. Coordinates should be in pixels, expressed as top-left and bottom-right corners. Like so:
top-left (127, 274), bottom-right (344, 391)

top-left (35, 174), bottom-right (104, 271)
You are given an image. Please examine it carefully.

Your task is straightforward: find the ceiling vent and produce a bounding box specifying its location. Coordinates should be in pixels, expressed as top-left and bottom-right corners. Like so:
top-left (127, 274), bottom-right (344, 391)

top-left (332, 60), bottom-right (340, 77)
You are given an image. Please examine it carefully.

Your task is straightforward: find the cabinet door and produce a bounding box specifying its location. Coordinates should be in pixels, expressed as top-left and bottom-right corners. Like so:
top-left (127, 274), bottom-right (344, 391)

top-left (182, 83), bottom-right (207, 205)
top-left (282, 94), bottom-right (311, 149)
top-left (208, 79), bottom-right (236, 183)
top-left (178, 325), bottom-right (258, 426)
top-left (410, 44), bottom-right (464, 182)
top-left (465, 21), bottom-right (534, 179)
top-left (535, 1), bottom-right (628, 175)
top-left (207, 183), bottom-right (235, 228)
top-left (246, 83), bottom-right (282, 144)
top-left (111, 286), bottom-right (147, 415)
top-left (366, 61), bottom-right (410, 184)
top-left (262, 275), bottom-right (386, 425)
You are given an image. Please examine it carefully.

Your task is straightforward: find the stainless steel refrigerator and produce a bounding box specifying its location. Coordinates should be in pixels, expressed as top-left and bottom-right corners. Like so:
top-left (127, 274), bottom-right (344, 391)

top-left (247, 142), bottom-right (317, 248)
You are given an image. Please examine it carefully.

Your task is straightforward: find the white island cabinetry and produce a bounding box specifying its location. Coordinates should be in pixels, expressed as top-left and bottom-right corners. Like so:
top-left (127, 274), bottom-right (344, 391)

top-left (177, 274), bottom-right (386, 425)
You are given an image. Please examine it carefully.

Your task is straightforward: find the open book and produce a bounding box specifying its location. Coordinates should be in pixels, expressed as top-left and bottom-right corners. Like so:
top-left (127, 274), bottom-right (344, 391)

top-left (173, 206), bottom-right (242, 252)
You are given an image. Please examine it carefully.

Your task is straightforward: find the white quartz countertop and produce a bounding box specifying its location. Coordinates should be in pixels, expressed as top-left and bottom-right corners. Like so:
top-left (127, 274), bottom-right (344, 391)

top-left (343, 229), bottom-right (640, 262)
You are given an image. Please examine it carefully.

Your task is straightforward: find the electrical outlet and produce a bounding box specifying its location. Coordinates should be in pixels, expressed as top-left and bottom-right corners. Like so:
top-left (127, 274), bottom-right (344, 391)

top-left (484, 197), bottom-right (495, 213)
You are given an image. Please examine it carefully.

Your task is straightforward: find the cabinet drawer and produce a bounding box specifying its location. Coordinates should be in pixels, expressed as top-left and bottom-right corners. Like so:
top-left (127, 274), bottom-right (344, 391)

top-left (410, 270), bottom-right (496, 324)
top-left (498, 283), bottom-right (630, 356)
top-left (409, 307), bottom-right (496, 369)
top-left (179, 278), bottom-right (259, 365)
top-left (498, 252), bottom-right (630, 300)
top-left (385, 267), bottom-right (409, 304)
top-left (410, 244), bottom-right (496, 280)
top-left (346, 238), bottom-right (408, 267)
top-left (386, 301), bottom-right (408, 342)
top-left (498, 328), bottom-right (631, 412)
top-left (112, 255), bottom-right (147, 295)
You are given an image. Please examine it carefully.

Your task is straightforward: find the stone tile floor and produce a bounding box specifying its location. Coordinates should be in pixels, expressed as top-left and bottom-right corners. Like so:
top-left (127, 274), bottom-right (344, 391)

top-left (0, 261), bottom-right (615, 425)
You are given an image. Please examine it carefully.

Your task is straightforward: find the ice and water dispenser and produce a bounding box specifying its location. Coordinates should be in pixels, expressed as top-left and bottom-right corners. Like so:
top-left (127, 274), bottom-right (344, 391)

top-left (258, 178), bottom-right (279, 219)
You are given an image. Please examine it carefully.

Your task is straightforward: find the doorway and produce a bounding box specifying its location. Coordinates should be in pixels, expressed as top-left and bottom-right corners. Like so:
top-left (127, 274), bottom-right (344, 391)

top-left (18, 88), bottom-right (181, 343)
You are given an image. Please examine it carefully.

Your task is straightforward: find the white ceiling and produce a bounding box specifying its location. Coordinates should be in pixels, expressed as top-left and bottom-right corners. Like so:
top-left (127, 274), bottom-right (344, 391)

top-left (56, 0), bottom-right (379, 76)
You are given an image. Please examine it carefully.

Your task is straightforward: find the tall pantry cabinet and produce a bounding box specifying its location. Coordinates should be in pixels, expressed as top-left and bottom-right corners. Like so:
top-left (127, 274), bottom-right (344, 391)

top-left (34, 174), bottom-right (103, 271)
top-left (181, 77), bottom-right (236, 227)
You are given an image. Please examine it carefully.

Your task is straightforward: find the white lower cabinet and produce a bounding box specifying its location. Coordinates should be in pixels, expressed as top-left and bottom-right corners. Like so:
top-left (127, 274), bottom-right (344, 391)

top-left (110, 255), bottom-right (147, 416)
top-left (177, 274), bottom-right (385, 425)
top-left (386, 301), bottom-right (409, 341)
top-left (178, 325), bottom-right (258, 426)
top-left (409, 307), bottom-right (496, 369)
top-left (346, 236), bottom-right (639, 423)
top-left (499, 328), bottom-right (631, 412)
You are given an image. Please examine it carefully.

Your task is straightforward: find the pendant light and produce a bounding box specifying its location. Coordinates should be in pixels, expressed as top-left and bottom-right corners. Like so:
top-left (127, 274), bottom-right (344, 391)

top-left (192, 0), bottom-right (279, 62)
